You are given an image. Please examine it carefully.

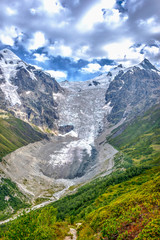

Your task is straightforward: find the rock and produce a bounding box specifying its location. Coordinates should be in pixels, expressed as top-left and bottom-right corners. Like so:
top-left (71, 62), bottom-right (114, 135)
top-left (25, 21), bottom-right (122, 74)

top-left (0, 48), bottom-right (63, 131)
top-left (105, 60), bottom-right (160, 123)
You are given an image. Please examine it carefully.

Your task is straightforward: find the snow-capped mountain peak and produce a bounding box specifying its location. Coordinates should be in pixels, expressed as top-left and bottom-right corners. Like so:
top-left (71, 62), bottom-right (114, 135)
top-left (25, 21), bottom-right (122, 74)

top-left (139, 58), bottom-right (159, 71)
top-left (0, 48), bottom-right (62, 130)
top-left (0, 48), bottom-right (21, 63)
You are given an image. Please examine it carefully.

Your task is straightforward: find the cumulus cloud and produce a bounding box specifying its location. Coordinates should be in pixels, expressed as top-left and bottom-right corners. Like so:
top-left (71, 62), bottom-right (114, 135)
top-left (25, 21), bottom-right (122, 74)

top-left (45, 70), bottom-right (67, 80)
top-left (81, 63), bottom-right (101, 73)
top-left (47, 42), bottom-right (72, 57)
top-left (101, 64), bottom-right (117, 72)
top-left (6, 7), bottom-right (17, 16)
top-left (39, 0), bottom-right (63, 15)
top-left (77, 0), bottom-right (116, 31)
top-left (0, 0), bottom-right (159, 68)
top-left (27, 32), bottom-right (48, 51)
top-left (0, 26), bottom-right (20, 46)
top-left (33, 53), bottom-right (49, 62)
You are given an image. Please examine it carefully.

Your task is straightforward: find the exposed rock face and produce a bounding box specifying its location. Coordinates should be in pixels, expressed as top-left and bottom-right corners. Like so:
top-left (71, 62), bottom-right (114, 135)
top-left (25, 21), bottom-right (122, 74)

top-left (58, 125), bottom-right (74, 134)
top-left (105, 59), bottom-right (160, 123)
top-left (0, 49), bottom-right (62, 130)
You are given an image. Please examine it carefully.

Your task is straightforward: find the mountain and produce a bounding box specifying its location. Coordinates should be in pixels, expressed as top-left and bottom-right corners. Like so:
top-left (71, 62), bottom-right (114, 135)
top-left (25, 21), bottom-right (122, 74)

top-left (0, 66), bottom-right (118, 199)
top-left (0, 49), bottom-right (62, 131)
top-left (0, 50), bottom-right (160, 223)
top-left (0, 50), bottom-right (159, 239)
top-left (105, 59), bottom-right (160, 123)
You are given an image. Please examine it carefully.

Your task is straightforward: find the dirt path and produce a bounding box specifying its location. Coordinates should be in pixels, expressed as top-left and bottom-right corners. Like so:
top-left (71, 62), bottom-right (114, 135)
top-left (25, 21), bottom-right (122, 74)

top-left (64, 227), bottom-right (77, 240)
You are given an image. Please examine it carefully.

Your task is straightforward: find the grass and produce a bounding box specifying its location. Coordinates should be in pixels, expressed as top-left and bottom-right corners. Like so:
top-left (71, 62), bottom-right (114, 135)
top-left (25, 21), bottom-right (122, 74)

top-left (0, 114), bottom-right (46, 161)
top-left (107, 104), bottom-right (160, 167)
top-left (78, 167), bottom-right (160, 239)
top-left (0, 178), bottom-right (30, 221)
top-left (0, 206), bottom-right (69, 240)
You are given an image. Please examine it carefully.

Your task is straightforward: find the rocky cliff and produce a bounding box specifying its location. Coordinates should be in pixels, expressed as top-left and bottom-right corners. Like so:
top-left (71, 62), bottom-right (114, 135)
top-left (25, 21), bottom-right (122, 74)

top-left (105, 59), bottom-right (160, 123)
top-left (0, 49), bottom-right (62, 130)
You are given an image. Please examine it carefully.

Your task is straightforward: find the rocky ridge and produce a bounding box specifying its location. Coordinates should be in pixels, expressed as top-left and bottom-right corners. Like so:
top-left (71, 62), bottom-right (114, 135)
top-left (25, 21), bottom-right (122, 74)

top-left (105, 59), bottom-right (160, 123)
top-left (0, 48), bottom-right (62, 131)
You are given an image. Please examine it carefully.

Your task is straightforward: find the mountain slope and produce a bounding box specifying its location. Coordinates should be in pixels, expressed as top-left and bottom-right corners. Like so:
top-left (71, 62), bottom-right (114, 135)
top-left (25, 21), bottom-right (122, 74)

top-left (105, 59), bottom-right (160, 123)
top-left (0, 110), bottom-right (46, 161)
top-left (107, 104), bottom-right (160, 168)
top-left (0, 177), bottom-right (29, 221)
top-left (77, 167), bottom-right (160, 240)
top-left (0, 49), bottom-right (62, 131)
top-left (0, 111), bottom-right (47, 220)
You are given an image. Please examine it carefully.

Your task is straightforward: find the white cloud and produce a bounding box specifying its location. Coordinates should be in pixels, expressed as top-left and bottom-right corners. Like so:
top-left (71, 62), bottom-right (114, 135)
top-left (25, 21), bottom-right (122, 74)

top-left (81, 63), bottom-right (101, 73)
top-left (74, 45), bottom-right (90, 60)
top-left (48, 42), bottom-right (72, 57)
top-left (101, 64), bottom-right (117, 72)
top-left (39, 0), bottom-right (63, 15)
top-left (104, 9), bottom-right (120, 24)
top-left (141, 45), bottom-right (160, 63)
top-left (103, 39), bottom-right (133, 60)
top-left (6, 7), bottom-right (17, 16)
top-left (33, 53), bottom-right (49, 62)
top-left (27, 32), bottom-right (48, 51)
top-left (45, 70), bottom-right (67, 80)
top-left (0, 0), bottom-right (159, 68)
top-left (77, 0), bottom-right (121, 31)
top-left (0, 35), bottom-right (14, 46)
top-left (138, 17), bottom-right (160, 34)
top-left (30, 8), bottom-right (36, 15)
top-left (0, 26), bottom-right (20, 46)
top-left (103, 39), bottom-right (147, 67)
top-left (143, 45), bottom-right (159, 55)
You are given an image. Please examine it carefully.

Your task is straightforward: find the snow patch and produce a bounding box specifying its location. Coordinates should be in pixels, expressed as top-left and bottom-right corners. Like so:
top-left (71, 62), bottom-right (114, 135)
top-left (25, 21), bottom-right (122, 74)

top-left (27, 69), bottom-right (37, 81)
top-left (0, 49), bottom-right (21, 62)
top-left (53, 92), bottom-right (64, 101)
top-left (103, 101), bottom-right (113, 114)
top-left (59, 130), bottom-right (78, 138)
top-left (0, 82), bottom-right (21, 105)
top-left (0, 49), bottom-right (21, 105)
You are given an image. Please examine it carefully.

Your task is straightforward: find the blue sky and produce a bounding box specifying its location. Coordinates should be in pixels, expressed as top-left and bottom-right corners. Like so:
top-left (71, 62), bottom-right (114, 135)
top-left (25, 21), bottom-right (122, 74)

top-left (0, 0), bottom-right (160, 81)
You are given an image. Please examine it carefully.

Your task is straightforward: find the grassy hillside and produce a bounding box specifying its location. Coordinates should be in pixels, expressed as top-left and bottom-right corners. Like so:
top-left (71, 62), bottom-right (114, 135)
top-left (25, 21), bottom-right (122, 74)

top-left (0, 105), bottom-right (160, 239)
top-left (107, 104), bottom-right (160, 168)
top-left (78, 167), bottom-right (160, 240)
top-left (0, 110), bottom-right (47, 220)
top-left (0, 177), bottom-right (29, 221)
top-left (0, 206), bottom-right (69, 240)
top-left (0, 111), bottom-right (46, 161)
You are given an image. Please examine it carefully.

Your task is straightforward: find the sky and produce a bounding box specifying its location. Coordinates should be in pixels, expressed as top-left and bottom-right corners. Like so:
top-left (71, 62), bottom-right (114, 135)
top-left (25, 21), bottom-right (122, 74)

top-left (0, 0), bottom-right (160, 81)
